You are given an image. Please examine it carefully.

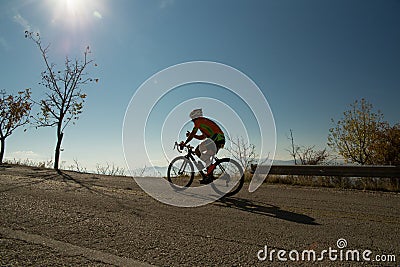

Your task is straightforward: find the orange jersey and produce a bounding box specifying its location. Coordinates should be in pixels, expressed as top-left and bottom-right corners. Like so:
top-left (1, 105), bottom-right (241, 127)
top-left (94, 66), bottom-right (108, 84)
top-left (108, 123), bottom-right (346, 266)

top-left (193, 117), bottom-right (224, 138)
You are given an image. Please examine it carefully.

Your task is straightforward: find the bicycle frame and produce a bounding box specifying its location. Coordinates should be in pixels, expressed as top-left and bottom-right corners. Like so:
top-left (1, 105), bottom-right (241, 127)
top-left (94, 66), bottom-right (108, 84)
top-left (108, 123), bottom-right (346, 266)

top-left (174, 142), bottom-right (219, 179)
top-left (169, 142), bottom-right (245, 196)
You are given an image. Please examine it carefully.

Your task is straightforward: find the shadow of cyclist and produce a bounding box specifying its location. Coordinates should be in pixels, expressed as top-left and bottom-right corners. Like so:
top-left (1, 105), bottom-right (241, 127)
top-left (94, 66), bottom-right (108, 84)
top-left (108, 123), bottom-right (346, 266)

top-left (215, 197), bottom-right (319, 225)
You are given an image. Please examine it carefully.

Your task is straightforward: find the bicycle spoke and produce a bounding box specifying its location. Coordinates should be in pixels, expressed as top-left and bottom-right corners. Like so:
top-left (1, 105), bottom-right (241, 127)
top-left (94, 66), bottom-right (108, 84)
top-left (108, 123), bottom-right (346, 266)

top-left (211, 158), bottom-right (244, 197)
top-left (168, 157), bottom-right (194, 188)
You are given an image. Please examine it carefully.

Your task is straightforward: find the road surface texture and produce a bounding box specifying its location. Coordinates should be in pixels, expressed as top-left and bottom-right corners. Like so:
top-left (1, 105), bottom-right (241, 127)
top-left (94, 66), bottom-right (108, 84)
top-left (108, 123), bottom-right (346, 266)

top-left (1, 165), bottom-right (399, 266)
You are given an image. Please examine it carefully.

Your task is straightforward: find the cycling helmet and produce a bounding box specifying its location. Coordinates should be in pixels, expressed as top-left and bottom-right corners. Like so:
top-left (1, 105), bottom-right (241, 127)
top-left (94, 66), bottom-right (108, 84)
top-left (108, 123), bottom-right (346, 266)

top-left (190, 108), bottom-right (203, 119)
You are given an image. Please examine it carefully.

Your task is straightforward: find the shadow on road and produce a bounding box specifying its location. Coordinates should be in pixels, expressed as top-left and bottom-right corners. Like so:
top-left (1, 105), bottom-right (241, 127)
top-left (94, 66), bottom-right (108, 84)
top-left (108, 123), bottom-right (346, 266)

top-left (0, 166), bottom-right (143, 216)
top-left (0, 168), bottom-right (100, 193)
top-left (0, 166), bottom-right (58, 193)
top-left (56, 170), bottom-right (100, 192)
top-left (216, 197), bottom-right (319, 225)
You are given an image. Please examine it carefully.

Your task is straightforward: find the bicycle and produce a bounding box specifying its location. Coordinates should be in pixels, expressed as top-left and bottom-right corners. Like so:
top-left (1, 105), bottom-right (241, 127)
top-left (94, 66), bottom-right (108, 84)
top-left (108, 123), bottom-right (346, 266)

top-left (167, 142), bottom-right (244, 197)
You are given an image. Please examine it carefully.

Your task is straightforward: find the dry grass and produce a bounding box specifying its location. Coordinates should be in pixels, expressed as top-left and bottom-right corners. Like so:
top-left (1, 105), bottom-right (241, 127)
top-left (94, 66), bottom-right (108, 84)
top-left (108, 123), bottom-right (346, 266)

top-left (3, 158), bottom-right (125, 177)
top-left (264, 174), bottom-right (400, 192)
top-left (4, 158), bottom-right (54, 169)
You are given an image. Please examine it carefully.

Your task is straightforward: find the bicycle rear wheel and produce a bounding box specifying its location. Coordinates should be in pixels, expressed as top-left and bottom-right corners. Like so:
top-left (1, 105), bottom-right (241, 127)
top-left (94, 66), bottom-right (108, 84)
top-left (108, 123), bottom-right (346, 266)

top-left (167, 156), bottom-right (194, 190)
top-left (211, 158), bottom-right (244, 197)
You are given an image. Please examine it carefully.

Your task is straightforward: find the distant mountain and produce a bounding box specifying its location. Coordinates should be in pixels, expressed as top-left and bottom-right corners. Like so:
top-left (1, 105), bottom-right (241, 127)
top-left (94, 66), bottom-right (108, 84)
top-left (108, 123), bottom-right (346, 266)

top-left (129, 159), bottom-right (296, 177)
top-left (271, 159), bottom-right (296, 165)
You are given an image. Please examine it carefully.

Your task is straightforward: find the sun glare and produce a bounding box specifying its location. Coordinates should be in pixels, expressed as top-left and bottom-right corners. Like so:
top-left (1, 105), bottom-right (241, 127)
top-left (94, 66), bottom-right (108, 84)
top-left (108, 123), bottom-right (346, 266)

top-left (49, 0), bottom-right (103, 29)
top-left (64, 0), bottom-right (83, 17)
top-left (45, 0), bottom-right (105, 54)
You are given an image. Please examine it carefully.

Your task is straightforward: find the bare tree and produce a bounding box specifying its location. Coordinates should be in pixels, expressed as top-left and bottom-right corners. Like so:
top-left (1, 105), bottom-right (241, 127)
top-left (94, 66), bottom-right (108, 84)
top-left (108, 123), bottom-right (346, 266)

top-left (286, 129), bottom-right (299, 165)
top-left (227, 136), bottom-right (257, 172)
top-left (68, 158), bottom-right (87, 173)
top-left (0, 89), bottom-right (32, 164)
top-left (96, 162), bottom-right (126, 176)
top-left (25, 31), bottom-right (97, 171)
top-left (286, 129), bottom-right (330, 165)
top-left (296, 146), bottom-right (330, 165)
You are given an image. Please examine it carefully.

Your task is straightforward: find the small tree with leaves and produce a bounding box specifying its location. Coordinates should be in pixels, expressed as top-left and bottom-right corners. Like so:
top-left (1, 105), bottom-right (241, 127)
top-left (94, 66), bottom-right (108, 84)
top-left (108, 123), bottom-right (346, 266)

top-left (0, 89), bottom-right (32, 164)
top-left (328, 98), bottom-right (384, 165)
top-left (26, 31), bottom-right (97, 171)
top-left (372, 123), bottom-right (400, 166)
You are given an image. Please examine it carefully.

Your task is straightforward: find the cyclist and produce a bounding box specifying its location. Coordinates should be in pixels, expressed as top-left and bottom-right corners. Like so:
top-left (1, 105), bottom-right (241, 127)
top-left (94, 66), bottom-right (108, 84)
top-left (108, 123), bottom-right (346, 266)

top-left (180, 108), bottom-right (225, 183)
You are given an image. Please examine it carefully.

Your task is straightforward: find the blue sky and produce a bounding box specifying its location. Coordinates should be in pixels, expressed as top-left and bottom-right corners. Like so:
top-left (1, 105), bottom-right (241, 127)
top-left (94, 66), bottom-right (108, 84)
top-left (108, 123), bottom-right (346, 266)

top-left (1, 0), bottom-right (399, 171)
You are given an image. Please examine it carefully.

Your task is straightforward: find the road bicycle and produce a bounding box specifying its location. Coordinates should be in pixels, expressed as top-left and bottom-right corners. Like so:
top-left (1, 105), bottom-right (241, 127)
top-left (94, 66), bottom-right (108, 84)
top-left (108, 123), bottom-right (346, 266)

top-left (167, 142), bottom-right (244, 197)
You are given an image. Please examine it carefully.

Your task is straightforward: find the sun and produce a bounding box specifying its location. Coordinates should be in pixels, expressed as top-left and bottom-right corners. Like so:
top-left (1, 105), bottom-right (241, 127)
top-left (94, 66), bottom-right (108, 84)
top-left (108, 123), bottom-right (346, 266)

top-left (45, 0), bottom-right (104, 54)
top-left (54, 0), bottom-right (86, 18)
top-left (48, 0), bottom-right (102, 28)
top-left (64, 0), bottom-right (82, 16)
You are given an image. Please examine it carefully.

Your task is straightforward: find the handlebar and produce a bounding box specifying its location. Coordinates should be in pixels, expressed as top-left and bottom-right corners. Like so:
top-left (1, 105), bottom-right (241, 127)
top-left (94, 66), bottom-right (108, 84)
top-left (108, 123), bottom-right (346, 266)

top-left (174, 141), bottom-right (194, 153)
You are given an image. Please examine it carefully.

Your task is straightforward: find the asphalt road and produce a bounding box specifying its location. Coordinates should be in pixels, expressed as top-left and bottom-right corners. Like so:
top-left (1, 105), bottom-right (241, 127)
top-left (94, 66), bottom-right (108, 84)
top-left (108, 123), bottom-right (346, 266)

top-left (1, 165), bottom-right (399, 266)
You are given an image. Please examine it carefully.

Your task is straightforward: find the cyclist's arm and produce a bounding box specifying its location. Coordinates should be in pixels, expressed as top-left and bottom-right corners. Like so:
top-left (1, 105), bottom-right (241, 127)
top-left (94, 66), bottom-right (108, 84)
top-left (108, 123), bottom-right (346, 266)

top-left (193, 133), bottom-right (206, 140)
top-left (184, 127), bottom-right (198, 145)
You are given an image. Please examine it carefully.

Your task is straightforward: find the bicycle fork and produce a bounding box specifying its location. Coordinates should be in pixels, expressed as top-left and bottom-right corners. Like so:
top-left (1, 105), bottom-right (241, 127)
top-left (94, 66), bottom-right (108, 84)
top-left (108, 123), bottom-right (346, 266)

top-left (178, 160), bottom-right (189, 175)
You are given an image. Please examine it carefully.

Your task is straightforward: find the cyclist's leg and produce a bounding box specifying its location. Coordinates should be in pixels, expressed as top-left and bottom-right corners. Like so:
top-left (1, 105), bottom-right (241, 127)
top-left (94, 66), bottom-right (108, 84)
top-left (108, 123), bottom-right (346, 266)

top-left (195, 145), bottom-right (201, 158)
top-left (196, 141), bottom-right (213, 184)
top-left (196, 144), bottom-right (209, 162)
top-left (214, 137), bottom-right (225, 154)
top-left (193, 145), bottom-right (206, 171)
top-left (202, 139), bottom-right (217, 166)
top-left (211, 133), bottom-right (225, 155)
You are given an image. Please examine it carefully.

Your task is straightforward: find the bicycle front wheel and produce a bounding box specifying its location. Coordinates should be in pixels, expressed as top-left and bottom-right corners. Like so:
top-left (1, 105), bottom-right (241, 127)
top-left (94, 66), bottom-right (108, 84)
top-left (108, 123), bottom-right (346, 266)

top-left (167, 156), bottom-right (194, 190)
top-left (211, 158), bottom-right (244, 197)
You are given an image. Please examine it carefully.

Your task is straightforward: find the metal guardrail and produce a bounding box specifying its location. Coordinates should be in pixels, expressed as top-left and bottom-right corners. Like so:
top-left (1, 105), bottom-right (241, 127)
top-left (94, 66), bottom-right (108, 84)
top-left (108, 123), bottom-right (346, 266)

top-left (251, 165), bottom-right (400, 178)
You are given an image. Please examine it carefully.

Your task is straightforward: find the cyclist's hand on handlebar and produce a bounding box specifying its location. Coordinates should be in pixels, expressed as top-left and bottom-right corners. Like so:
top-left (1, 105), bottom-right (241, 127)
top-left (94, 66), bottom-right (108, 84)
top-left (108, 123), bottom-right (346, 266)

top-left (179, 141), bottom-right (185, 150)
